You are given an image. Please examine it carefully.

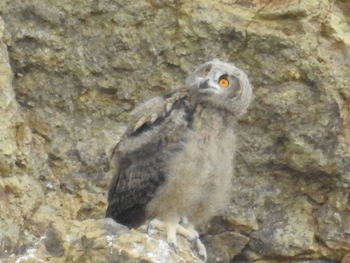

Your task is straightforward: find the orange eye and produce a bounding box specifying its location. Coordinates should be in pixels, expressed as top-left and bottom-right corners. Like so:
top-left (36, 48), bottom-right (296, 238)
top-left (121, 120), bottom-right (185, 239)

top-left (219, 78), bottom-right (229, 87)
top-left (203, 70), bottom-right (209, 76)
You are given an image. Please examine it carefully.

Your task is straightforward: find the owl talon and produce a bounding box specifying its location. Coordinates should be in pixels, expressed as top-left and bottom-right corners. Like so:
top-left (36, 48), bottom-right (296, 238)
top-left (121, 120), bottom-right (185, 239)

top-left (146, 220), bottom-right (154, 234)
top-left (150, 113), bottom-right (158, 123)
top-left (165, 102), bottom-right (172, 112)
top-left (133, 116), bottom-right (147, 131)
top-left (193, 237), bottom-right (207, 262)
top-left (148, 218), bottom-right (207, 262)
top-left (168, 241), bottom-right (178, 253)
top-left (178, 221), bottom-right (207, 262)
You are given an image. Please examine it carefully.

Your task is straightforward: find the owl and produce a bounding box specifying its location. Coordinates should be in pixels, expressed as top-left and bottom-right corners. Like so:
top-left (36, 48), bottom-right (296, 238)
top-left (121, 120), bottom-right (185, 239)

top-left (106, 59), bottom-right (252, 261)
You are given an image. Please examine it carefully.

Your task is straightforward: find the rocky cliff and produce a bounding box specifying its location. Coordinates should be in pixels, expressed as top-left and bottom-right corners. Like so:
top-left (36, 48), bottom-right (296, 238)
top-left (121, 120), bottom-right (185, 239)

top-left (0, 0), bottom-right (349, 262)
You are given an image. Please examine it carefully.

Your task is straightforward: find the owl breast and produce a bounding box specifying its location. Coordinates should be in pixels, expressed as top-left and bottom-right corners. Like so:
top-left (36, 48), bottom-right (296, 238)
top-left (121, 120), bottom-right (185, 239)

top-left (146, 104), bottom-right (236, 226)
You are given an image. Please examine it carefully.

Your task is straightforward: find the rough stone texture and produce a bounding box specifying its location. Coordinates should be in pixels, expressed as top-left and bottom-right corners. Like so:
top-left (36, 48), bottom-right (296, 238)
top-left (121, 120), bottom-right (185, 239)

top-left (5, 219), bottom-right (203, 263)
top-left (0, 0), bottom-right (350, 262)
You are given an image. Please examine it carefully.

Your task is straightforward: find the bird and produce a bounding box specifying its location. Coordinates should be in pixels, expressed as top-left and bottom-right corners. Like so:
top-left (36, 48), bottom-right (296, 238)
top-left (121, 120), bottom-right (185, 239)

top-left (105, 59), bottom-right (252, 260)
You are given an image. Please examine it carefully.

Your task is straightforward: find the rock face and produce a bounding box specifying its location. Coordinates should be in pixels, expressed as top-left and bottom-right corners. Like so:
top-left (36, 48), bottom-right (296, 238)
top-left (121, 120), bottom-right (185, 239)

top-left (5, 219), bottom-right (203, 263)
top-left (0, 0), bottom-right (350, 262)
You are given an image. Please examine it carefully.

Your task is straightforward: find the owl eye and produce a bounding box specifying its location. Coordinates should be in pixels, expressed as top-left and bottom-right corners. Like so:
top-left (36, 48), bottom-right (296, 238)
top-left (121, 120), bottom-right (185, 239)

top-left (219, 78), bottom-right (230, 87)
top-left (203, 69), bottom-right (209, 76)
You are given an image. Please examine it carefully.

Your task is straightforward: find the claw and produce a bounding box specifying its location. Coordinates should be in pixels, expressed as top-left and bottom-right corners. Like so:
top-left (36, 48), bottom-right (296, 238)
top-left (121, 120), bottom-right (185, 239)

top-left (165, 102), bottom-right (172, 112)
top-left (148, 218), bottom-right (207, 262)
top-left (133, 116), bottom-right (147, 131)
top-left (146, 220), bottom-right (153, 234)
top-left (193, 237), bottom-right (207, 262)
top-left (150, 113), bottom-right (158, 123)
top-left (148, 218), bottom-right (178, 245)
top-left (168, 241), bottom-right (178, 253)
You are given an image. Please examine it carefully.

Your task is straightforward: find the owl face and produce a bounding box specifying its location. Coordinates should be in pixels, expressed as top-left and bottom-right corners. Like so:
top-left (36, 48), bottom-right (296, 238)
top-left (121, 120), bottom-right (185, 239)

top-left (187, 59), bottom-right (241, 98)
top-left (186, 59), bottom-right (252, 115)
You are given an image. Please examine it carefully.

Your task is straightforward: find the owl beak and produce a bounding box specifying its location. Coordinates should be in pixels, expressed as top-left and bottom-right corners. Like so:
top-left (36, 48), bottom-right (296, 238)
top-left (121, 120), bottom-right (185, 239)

top-left (199, 80), bottom-right (209, 90)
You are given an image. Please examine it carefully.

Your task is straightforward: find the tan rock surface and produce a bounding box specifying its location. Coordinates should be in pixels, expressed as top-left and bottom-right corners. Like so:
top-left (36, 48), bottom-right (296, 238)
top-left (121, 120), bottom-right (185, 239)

top-left (0, 0), bottom-right (349, 262)
top-left (5, 219), bottom-right (203, 263)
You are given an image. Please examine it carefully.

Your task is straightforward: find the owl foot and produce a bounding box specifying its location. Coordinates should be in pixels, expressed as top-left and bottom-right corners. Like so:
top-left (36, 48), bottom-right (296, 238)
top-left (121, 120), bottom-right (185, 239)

top-left (192, 237), bottom-right (207, 262)
top-left (147, 218), bottom-right (180, 245)
top-left (180, 219), bottom-right (207, 262)
top-left (148, 218), bottom-right (207, 262)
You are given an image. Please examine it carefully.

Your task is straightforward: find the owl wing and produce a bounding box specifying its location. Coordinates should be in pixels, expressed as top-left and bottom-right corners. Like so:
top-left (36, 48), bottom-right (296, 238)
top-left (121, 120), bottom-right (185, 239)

top-left (106, 89), bottom-right (193, 227)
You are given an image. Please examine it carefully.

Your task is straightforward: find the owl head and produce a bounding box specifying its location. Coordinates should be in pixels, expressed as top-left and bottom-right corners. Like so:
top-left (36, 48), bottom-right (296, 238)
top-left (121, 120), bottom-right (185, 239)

top-left (186, 59), bottom-right (253, 116)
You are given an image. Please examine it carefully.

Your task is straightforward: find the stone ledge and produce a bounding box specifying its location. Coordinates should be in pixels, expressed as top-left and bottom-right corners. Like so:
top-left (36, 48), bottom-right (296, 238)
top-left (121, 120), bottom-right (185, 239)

top-left (5, 219), bottom-right (204, 263)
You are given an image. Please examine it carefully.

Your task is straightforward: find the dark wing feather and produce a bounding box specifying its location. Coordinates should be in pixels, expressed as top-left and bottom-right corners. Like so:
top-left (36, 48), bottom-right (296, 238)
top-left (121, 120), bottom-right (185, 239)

top-left (106, 90), bottom-right (194, 227)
